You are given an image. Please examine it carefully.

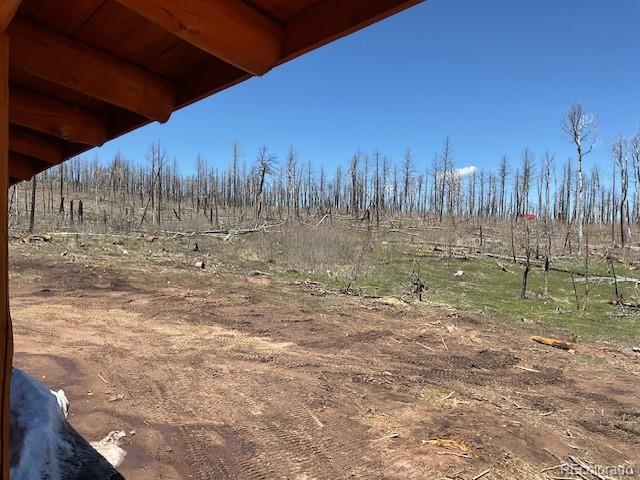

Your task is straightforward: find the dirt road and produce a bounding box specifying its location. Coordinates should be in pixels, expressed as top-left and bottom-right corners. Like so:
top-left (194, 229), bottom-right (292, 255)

top-left (9, 249), bottom-right (640, 479)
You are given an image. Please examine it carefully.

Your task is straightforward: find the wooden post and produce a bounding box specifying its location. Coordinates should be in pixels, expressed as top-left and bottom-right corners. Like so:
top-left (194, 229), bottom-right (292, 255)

top-left (0, 32), bottom-right (12, 479)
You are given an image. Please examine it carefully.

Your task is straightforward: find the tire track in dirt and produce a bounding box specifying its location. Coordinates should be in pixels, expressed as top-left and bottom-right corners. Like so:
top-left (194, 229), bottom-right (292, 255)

top-left (113, 364), bottom-right (351, 479)
top-left (177, 425), bottom-right (233, 480)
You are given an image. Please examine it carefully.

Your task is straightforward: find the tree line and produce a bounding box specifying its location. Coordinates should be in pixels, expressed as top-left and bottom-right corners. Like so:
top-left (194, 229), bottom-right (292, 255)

top-left (10, 104), bottom-right (640, 249)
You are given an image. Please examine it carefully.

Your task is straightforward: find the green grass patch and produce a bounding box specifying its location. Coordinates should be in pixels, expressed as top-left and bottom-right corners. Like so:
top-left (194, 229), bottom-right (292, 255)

top-left (239, 228), bottom-right (640, 342)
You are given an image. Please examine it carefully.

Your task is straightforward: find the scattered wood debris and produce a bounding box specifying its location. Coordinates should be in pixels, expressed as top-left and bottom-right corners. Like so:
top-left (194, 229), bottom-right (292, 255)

top-left (374, 432), bottom-right (400, 441)
top-left (472, 468), bottom-right (491, 480)
top-left (22, 234), bottom-right (51, 243)
top-left (309, 413), bottom-right (324, 429)
top-left (496, 261), bottom-right (509, 273)
top-left (416, 341), bottom-right (434, 351)
top-left (515, 365), bottom-right (540, 373)
top-left (442, 391), bottom-right (455, 401)
top-left (423, 438), bottom-right (472, 454)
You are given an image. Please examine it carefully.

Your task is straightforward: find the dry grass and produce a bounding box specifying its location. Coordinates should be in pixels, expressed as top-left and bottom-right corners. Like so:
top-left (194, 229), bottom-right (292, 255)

top-left (253, 223), bottom-right (373, 276)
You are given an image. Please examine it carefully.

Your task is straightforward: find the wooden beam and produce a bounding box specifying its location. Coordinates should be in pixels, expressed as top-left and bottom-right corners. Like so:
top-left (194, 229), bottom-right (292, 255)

top-left (10, 87), bottom-right (108, 146)
top-left (8, 152), bottom-right (40, 181)
top-left (283, 0), bottom-right (424, 62)
top-left (7, 17), bottom-right (176, 122)
top-left (114, 0), bottom-right (285, 75)
top-left (177, 58), bottom-right (249, 105)
top-left (9, 127), bottom-right (63, 164)
top-left (0, 0), bottom-right (21, 31)
top-left (0, 32), bottom-right (12, 480)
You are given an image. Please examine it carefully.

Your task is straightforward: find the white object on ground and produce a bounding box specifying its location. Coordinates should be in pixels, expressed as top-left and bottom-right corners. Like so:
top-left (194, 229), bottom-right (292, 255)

top-left (90, 431), bottom-right (127, 468)
top-left (50, 389), bottom-right (69, 419)
top-left (453, 270), bottom-right (465, 277)
top-left (11, 368), bottom-right (127, 479)
top-left (10, 369), bottom-right (72, 480)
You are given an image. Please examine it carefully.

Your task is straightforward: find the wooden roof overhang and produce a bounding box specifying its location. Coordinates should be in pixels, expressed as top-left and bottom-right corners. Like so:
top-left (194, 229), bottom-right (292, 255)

top-left (0, 0), bottom-right (424, 477)
top-left (3, 0), bottom-right (423, 185)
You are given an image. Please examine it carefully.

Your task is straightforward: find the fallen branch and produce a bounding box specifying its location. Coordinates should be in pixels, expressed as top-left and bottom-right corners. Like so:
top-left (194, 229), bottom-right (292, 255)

top-left (159, 220), bottom-right (286, 238)
top-left (472, 469), bottom-right (491, 480)
top-left (515, 365), bottom-right (540, 373)
top-left (567, 456), bottom-right (606, 480)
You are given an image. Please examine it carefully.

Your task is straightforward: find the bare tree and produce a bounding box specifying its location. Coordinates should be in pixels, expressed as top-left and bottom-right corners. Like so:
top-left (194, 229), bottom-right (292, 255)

top-left (286, 146), bottom-right (297, 219)
top-left (401, 148), bottom-right (414, 214)
top-left (542, 152), bottom-right (554, 297)
top-left (349, 152), bottom-right (360, 217)
top-left (254, 146), bottom-right (276, 221)
top-left (498, 156), bottom-right (508, 218)
top-left (561, 104), bottom-right (598, 253)
top-left (612, 135), bottom-right (629, 246)
top-left (631, 131), bottom-right (640, 234)
top-left (29, 175), bottom-right (37, 233)
top-left (231, 141), bottom-right (241, 218)
top-left (58, 163), bottom-right (64, 216)
top-left (438, 137), bottom-right (453, 223)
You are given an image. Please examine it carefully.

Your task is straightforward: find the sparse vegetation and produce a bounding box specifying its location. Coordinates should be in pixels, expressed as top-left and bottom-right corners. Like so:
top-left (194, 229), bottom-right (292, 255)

top-left (16, 222), bottom-right (640, 342)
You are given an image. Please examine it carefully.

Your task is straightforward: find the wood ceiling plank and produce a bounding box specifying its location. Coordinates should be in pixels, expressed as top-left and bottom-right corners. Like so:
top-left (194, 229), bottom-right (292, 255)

top-left (113, 0), bottom-right (285, 75)
top-left (34, 0), bottom-right (104, 36)
top-left (10, 69), bottom-right (112, 114)
top-left (75, 0), bottom-right (146, 52)
top-left (8, 152), bottom-right (44, 181)
top-left (284, 0), bottom-right (424, 61)
top-left (0, 0), bottom-right (22, 30)
top-left (16, 0), bottom-right (43, 17)
top-left (10, 87), bottom-right (108, 145)
top-left (8, 17), bottom-right (176, 121)
top-left (177, 58), bottom-right (248, 105)
top-left (9, 126), bottom-right (63, 164)
top-left (244, 0), bottom-right (319, 22)
top-left (144, 40), bottom-right (212, 82)
top-left (113, 19), bottom-right (179, 66)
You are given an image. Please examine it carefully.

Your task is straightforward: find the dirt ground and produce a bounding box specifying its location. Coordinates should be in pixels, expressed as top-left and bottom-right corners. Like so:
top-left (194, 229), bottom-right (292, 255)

top-left (8, 243), bottom-right (640, 479)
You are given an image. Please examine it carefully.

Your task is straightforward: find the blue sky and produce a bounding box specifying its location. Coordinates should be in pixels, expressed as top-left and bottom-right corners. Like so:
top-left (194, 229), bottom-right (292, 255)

top-left (90, 0), bottom-right (640, 176)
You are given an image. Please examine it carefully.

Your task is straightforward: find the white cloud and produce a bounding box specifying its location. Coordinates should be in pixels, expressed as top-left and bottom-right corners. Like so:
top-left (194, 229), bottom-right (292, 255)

top-left (456, 166), bottom-right (477, 177)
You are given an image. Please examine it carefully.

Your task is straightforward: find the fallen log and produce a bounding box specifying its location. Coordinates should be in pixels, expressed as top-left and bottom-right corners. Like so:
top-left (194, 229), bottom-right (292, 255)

top-left (531, 336), bottom-right (573, 351)
top-left (575, 275), bottom-right (640, 285)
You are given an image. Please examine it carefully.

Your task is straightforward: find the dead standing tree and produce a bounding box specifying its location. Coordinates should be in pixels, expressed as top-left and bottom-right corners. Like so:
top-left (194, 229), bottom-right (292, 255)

top-left (147, 142), bottom-right (166, 228)
top-left (29, 175), bottom-right (37, 233)
top-left (521, 218), bottom-right (532, 299)
top-left (562, 103), bottom-right (598, 254)
top-left (542, 152), bottom-right (554, 298)
top-left (632, 131), bottom-right (640, 236)
top-left (349, 152), bottom-right (360, 218)
top-left (401, 148), bottom-right (414, 215)
top-left (612, 135), bottom-right (629, 247)
top-left (286, 146), bottom-right (297, 220)
top-left (254, 146), bottom-right (276, 221)
top-left (437, 138), bottom-right (453, 223)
